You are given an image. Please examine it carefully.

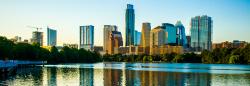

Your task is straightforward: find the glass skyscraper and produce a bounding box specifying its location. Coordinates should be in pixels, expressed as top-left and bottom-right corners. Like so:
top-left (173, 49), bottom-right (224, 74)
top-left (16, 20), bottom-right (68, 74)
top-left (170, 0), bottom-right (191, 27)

top-left (162, 23), bottom-right (177, 45)
top-left (125, 4), bottom-right (135, 46)
top-left (47, 27), bottom-right (57, 46)
top-left (134, 30), bottom-right (141, 46)
top-left (80, 25), bottom-right (94, 50)
top-left (190, 15), bottom-right (212, 51)
top-left (175, 21), bottom-right (187, 47)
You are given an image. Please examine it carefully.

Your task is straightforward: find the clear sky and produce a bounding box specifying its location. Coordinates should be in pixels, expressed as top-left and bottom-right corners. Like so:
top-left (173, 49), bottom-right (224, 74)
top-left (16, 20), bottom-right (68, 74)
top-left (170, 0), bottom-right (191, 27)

top-left (0, 0), bottom-right (249, 46)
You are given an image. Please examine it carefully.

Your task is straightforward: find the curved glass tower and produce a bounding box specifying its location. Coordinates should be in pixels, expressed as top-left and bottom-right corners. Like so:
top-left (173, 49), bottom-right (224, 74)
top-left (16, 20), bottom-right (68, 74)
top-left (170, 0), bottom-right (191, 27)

top-left (125, 4), bottom-right (135, 46)
top-left (175, 21), bottom-right (187, 47)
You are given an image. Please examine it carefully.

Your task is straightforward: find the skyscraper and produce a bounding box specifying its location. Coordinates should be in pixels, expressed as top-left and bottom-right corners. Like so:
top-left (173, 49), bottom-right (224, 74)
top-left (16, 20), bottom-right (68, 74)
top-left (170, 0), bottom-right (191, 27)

top-left (140, 22), bottom-right (151, 47)
top-left (134, 30), bottom-right (141, 46)
top-left (175, 21), bottom-right (187, 47)
top-left (150, 26), bottom-right (166, 47)
top-left (125, 4), bottom-right (135, 46)
top-left (80, 25), bottom-right (94, 50)
top-left (103, 25), bottom-right (119, 54)
top-left (190, 15), bottom-right (212, 51)
top-left (31, 31), bottom-right (43, 46)
top-left (162, 23), bottom-right (176, 45)
top-left (47, 27), bottom-right (57, 46)
top-left (150, 26), bottom-right (166, 55)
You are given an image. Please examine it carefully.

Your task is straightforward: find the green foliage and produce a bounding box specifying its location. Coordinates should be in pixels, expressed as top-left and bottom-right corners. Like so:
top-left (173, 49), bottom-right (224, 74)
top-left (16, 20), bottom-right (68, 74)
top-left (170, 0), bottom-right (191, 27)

top-left (0, 36), bottom-right (14, 60)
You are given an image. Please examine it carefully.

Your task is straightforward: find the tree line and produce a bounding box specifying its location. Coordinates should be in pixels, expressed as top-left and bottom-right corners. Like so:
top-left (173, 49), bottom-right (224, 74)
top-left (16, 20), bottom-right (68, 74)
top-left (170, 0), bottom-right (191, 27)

top-left (0, 36), bottom-right (101, 63)
top-left (103, 46), bottom-right (250, 64)
top-left (1, 36), bottom-right (249, 64)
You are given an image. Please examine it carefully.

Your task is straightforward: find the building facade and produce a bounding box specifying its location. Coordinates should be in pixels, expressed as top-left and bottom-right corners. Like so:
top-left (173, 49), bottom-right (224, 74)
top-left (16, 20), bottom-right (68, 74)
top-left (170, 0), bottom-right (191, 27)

top-left (31, 31), bottom-right (43, 46)
top-left (150, 26), bottom-right (166, 55)
top-left (134, 30), bottom-right (141, 46)
top-left (190, 15), bottom-right (212, 51)
top-left (47, 27), bottom-right (57, 46)
top-left (140, 22), bottom-right (151, 47)
top-left (125, 4), bottom-right (135, 46)
top-left (80, 25), bottom-right (94, 50)
top-left (162, 23), bottom-right (176, 45)
top-left (103, 25), bottom-right (117, 53)
top-left (175, 21), bottom-right (187, 47)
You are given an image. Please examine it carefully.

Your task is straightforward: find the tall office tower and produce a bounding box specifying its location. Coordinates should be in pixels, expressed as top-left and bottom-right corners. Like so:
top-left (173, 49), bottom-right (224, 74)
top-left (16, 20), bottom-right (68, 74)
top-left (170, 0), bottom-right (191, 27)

top-left (103, 25), bottom-right (118, 53)
top-left (140, 22), bottom-right (151, 47)
top-left (80, 25), bottom-right (94, 50)
top-left (109, 30), bottom-right (123, 54)
top-left (134, 30), bottom-right (141, 46)
top-left (162, 23), bottom-right (177, 45)
top-left (175, 21), bottom-right (187, 47)
top-left (47, 27), bottom-right (57, 46)
top-left (150, 26), bottom-right (166, 47)
top-left (125, 4), bottom-right (135, 46)
top-left (190, 15), bottom-right (212, 51)
top-left (31, 31), bottom-right (43, 46)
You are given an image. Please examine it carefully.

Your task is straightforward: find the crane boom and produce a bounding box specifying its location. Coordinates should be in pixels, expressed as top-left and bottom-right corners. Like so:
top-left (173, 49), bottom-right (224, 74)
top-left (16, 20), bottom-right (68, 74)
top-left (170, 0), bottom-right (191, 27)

top-left (27, 26), bottom-right (43, 32)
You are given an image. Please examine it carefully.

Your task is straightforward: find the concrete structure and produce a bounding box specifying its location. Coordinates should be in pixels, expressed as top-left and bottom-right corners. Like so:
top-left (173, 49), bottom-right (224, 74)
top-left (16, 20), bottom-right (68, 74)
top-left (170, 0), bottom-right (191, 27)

top-left (80, 25), bottom-right (94, 50)
top-left (212, 40), bottom-right (248, 49)
top-left (31, 31), bottom-right (43, 46)
top-left (150, 26), bottom-right (167, 55)
top-left (47, 27), bottom-right (57, 46)
top-left (190, 15), bottom-right (213, 51)
top-left (103, 25), bottom-right (117, 54)
top-left (125, 4), bottom-right (135, 46)
top-left (150, 45), bottom-right (183, 55)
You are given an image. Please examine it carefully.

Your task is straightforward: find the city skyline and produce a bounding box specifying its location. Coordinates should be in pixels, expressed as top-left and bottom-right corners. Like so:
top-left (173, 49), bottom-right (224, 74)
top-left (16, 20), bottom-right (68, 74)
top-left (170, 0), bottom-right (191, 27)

top-left (0, 0), bottom-right (250, 46)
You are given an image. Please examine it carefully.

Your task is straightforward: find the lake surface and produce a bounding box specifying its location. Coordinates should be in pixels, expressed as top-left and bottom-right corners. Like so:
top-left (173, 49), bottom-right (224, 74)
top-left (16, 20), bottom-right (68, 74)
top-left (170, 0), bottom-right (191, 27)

top-left (1, 62), bottom-right (250, 86)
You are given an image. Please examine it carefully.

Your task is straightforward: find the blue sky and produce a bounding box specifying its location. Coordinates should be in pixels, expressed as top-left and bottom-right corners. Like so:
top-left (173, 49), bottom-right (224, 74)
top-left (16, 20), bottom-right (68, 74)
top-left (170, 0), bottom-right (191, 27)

top-left (0, 0), bottom-right (249, 46)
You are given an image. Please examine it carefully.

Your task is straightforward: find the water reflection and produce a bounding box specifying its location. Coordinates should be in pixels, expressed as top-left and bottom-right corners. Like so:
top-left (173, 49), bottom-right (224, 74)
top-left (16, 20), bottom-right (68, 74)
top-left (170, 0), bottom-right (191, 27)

top-left (0, 63), bottom-right (250, 86)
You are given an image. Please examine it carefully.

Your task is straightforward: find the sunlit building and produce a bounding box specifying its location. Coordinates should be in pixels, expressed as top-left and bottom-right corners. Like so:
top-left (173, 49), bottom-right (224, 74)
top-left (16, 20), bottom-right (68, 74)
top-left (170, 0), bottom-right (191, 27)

top-left (47, 27), bottom-right (57, 46)
top-left (63, 43), bottom-right (78, 49)
top-left (150, 26), bottom-right (166, 55)
top-left (125, 4), bottom-right (135, 46)
top-left (103, 25), bottom-right (117, 54)
top-left (103, 25), bottom-right (123, 54)
top-left (80, 25), bottom-right (94, 50)
top-left (190, 15), bottom-right (212, 51)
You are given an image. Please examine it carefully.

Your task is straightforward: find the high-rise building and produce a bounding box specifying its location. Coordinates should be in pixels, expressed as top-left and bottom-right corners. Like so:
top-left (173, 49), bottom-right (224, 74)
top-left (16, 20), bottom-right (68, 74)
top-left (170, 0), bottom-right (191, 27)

top-left (103, 25), bottom-right (117, 53)
top-left (150, 26), bottom-right (167, 55)
top-left (175, 21), bottom-right (187, 47)
top-left (80, 25), bottom-right (94, 50)
top-left (190, 15), bottom-right (212, 51)
top-left (110, 30), bottom-right (123, 54)
top-left (150, 26), bottom-right (166, 48)
top-left (31, 31), bottom-right (43, 46)
top-left (47, 27), bottom-right (57, 46)
top-left (162, 23), bottom-right (176, 45)
top-left (125, 4), bottom-right (135, 46)
top-left (140, 22), bottom-right (151, 47)
top-left (134, 30), bottom-right (141, 46)
top-left (103, 25), bottom-right (123, 54)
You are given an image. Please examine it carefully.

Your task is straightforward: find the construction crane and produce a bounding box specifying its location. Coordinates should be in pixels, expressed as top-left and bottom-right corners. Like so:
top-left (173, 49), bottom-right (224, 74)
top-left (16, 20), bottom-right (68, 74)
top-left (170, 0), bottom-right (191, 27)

top-left (27, 26), bottom-right (43, 32)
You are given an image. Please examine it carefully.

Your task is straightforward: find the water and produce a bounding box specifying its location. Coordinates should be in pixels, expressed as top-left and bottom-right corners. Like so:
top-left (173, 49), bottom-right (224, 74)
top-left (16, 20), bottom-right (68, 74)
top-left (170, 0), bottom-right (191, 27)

top-left (1, 62), bottom-right (250, 86)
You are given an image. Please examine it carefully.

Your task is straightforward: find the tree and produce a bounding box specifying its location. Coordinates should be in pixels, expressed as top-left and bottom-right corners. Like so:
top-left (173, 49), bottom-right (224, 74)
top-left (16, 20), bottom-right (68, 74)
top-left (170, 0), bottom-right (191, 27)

top-left (0, 36), bottom-right (14, 60)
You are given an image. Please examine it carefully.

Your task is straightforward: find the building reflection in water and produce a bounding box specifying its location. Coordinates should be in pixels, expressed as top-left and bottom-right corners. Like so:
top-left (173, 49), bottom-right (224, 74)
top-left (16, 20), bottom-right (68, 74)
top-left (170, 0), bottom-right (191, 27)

top-left (4, 64), bottom-right (248, 86)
